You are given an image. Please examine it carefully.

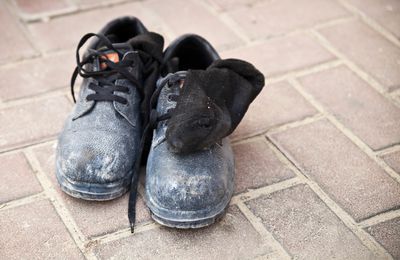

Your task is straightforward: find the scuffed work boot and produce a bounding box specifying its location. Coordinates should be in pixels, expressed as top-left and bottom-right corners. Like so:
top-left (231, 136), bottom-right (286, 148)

top-left (56, 17), bottom-right (163, 200)
top-left (142, 34), bottom-right (265, 228)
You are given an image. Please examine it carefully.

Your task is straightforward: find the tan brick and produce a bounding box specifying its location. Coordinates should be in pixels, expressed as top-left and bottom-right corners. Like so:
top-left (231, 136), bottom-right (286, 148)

top-left (32, 143), bottom-right (151, 238)
top-left (27, 2), bottom-right (162, 52)
top-left (0, 2), bottom-right (36, 64)
top-left (95, 206), bottom-right (273, 259)
top-left (0, 96), bottom-right (72, 152)
top-left (0, 51), bottom-right (74, 102)
top-left (144, 0), bottom-right (243, 50)
top-left (77, 0), bottom-right (130, 8)
top-left (208, 0), bottom-right (259, 11)
top-left (0, 152), bottom-right (42, 203)
top-left (299, 66), bottom-right (400, 150)
top-left (12, 0), bottom-right (72, 15)
top-left (269, 119), bottom-right (400, 221)
top-left (231, 81), bottom-right (317, 139)
top-left (319, 20), bottom-right (400, 92)
top-left (63, 193), bottom-right (150, 238)
top-left (246, 184), bottom-right (375, 259)
top-left (233, 139), bottom-right (295, 194)
top-left (366, 217), bottom-right (400, 259)
top-left (346, 0), bottom-right (400, 38)
top-left (222, 33), bottom-right (335, 77)
top-left (381, 150), bottom-right (400, 174)
top-left (0, 199), bottom-right (83, 259)
top-left (227, 0), bottom-right (349, 40)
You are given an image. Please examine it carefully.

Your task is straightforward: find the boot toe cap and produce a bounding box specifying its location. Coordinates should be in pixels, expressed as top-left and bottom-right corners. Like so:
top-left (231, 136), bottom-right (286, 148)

top-left (56, 130), bottom-right (135, 185)
top-left (145, 139), bottom-right (234, 224)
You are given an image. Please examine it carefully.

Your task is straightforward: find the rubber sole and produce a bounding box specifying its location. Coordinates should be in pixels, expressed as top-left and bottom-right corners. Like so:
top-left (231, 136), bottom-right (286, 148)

top-left (150, 206), bottom-right (228, 229)
top-left (56, 168), bottom-right (131, 201)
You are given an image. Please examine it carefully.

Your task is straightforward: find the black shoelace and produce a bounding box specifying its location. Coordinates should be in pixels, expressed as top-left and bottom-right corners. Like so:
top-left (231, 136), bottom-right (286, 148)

top-left (70, 33), bottom-right (189, 233)
top-left (128, 73), bottom-right (183, 233)
top-left (70, 32), bottom-right (165, 232)
top-left (70, 33), bottom-right (143, 104)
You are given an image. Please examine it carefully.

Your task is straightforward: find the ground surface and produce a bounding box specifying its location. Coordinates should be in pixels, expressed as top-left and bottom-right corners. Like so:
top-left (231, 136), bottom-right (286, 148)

top-left (1, 0), bottom-right (400, 259)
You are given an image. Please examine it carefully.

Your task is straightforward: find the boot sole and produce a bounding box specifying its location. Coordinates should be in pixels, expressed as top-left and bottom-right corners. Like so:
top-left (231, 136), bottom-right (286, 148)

top-left (55, 167), bottom-right (131, 201)
top-left (149, 205), bottom-right (229, 229)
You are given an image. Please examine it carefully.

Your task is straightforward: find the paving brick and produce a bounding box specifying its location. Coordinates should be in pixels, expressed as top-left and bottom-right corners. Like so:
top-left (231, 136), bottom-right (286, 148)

top-left (77, 0), bottom-right (129, 8)
top-left (366, 217), bottom-right (400, 259)
top-left (64, 193), bottom-right (150, 238)
top-left (319, 19), bottom-right (400, 92)
top-left (381, 150), bottom-right (400, 174)
top-left (27, 2), bottom-right (163, 52)
top-left (13, 0), bottom-right (72, 15)
top-left (0, 2), bottom-right (36, 64)
top-left (95, 206), bottom-right (273, 259)
top-left (269, 119), bottom-right (400, 221)
top-left (346, 0), bottom-right (400, 39)
top-left (0, 51), bottom-right (74, 102)
top-left (227, 0), bottom-right (349, 40)
top-left (299, 66), bottom-right (400, 150)
top-left (246, 184), bottom-right (375, 259)
top-left (0, 96), bottom-right (72, 152)
top-left (32, 143), bottom-right (151, 238)
top-left (0, 199), bottom-right (83, 259)
top-left (233, 139), bottom-right (295, 194)
top-left (144, 0), bottom-right (243, 50)
top-left (0, 152), bottom-right (42, 203)
top-left (395, 94), bottom-right (400, 104)
top-left (208, 0), bottom-right (259, 11)
top-left (231, 81), bottom-right (317, 139)
top-left (222, 33), bottom-right (335, 77)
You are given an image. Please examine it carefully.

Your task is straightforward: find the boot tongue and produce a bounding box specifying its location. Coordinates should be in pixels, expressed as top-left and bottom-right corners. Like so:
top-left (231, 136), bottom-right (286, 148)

top-left (99, 51), bottom-right (119, 70)
top-left (95, 42), bottom-right (132, 71)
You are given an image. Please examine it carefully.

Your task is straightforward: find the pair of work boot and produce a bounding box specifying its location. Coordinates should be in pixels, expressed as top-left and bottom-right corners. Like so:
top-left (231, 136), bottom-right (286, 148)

top-left (56, 16), bottom-right (265, 232)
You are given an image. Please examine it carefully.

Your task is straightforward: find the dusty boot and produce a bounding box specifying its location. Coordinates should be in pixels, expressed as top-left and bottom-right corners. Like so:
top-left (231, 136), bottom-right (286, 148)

top-left (142, 34), bottom-right (264, 228)
top-left (56, 17), bottom-right (163, 201)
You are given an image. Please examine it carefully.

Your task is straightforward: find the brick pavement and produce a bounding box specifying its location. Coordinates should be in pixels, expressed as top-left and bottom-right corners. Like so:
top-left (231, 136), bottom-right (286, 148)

top-left (0, 0), bottom-right (399, 259)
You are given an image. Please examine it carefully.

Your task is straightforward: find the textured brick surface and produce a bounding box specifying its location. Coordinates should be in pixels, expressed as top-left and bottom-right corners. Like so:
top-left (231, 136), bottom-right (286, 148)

top-left (222, 33), bottom-right (335, 77)
top-left (208, 0), bottom-right (259, 11)
top-left (299, 66), bottom-right (400, 150)
top-left (0, 52), bottom-right (74, 101)
top-left (269, 119), bottom-right (400, 221)
top-left (0, 96), bottom-right (71, 152)
top-left (32, 143), bottom-right (151, 238)
top-left (2, 0), bottom-right (400, 258)
top-left (0, 152), bottom-right (42, 203)
top-left (0, 2), bottom-right (36, 63)
top-left (346, 0), bottom-right (400, 38)
top-left (231, 81), bottom-right (317, 139)
top-left (13, 0), bottom-right (71, 15)
top-left (246, 184), bottom-right (374, 259)
top-left (381, 150), bottom-right (400, 174)
top-left (366, 217), bottom-right (400, 259)
top-left (233, 139), bottom-right (295, 194)
top-left (64, 193), bottom-right (150, 238)
top-left (95, 206), bottom-right (273, 259)
top-left (77, 0), bottom-right (128, 8)
top-left (27, 2), bottom-right (161, 52)
top-left (0, 199), bottom-right (83, 259)
top-left (144, 0), bottom-right (242, 50)
top-left (319, 20), bottom-right (400, 92)
top-left (227, 0), bottom-right (349, 40)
